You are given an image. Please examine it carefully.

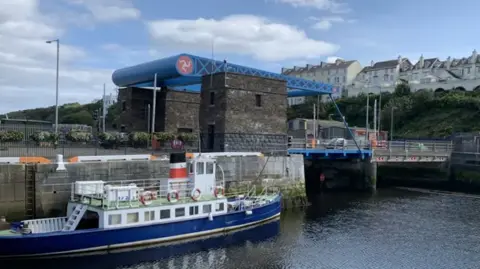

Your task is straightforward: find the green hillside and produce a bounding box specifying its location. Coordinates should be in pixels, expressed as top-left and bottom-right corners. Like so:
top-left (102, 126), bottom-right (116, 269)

top-left (288, 83), bottom-right (480, 138)
top-left (0, 101), bottom-right (120, 128)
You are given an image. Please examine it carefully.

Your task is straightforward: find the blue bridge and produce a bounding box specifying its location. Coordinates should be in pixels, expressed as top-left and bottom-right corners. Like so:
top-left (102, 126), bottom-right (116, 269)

top-left (112, 53), bottom-right (371, 159)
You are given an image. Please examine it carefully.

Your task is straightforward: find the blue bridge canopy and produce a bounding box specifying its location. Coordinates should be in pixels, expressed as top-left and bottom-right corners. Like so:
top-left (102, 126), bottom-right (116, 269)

top-left (112, 53), bottom-right (333, 95)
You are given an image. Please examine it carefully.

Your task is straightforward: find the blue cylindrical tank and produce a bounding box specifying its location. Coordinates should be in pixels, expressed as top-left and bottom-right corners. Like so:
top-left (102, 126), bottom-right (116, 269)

top-left (111, 54), bottom-right (184, 87)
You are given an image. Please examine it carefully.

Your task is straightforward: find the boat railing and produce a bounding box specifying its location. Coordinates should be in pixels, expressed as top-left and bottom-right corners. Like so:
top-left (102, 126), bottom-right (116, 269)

top-left (69, 179), bottom-right (237, 209)
top-left (21, 217), bottom-right (67, 234)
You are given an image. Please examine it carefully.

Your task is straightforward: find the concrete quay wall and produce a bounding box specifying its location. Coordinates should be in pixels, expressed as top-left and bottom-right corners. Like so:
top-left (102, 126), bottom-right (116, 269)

top-left (0, 155), bottom-right (305, 221)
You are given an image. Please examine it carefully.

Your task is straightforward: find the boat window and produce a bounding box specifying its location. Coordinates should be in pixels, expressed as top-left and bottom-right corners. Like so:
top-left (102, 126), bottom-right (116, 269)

top-left (203, 204), bottom-right (212, 213)
top-left (144, 210), bottom-right (155, 221)
top-left (188, 162), bottom-right (193, 174)
top-left (206, 162), bottom-right (214, 174)
top-left (196, 162), bottom-right (204, 175)
top-left (160, 209), bottom-right (170, 219)
top-left (108, 214), bottom-right (122, 225)
top-left (127, 212), bottom-right (139, 224)
top-left (215, 202), bottom-right (225, 212)
top-left (175, 208), bottom-right (186, 217)
top-left (189, 206), bottom-right (199, 215)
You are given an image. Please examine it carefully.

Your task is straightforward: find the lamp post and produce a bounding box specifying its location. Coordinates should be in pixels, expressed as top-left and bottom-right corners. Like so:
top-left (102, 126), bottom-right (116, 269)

top-left (390, 106), bottom-right (395, 140)
top-left (46, 39), bottom-right (60, 134)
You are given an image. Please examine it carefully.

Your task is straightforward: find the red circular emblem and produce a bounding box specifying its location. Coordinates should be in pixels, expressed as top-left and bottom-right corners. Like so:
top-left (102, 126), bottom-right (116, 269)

top-left (176, 56), bottom-right (193, 75)
top-left (320, 174), bottom-right (325, 182)
top-left (171, 139), bottom-right (184, 149)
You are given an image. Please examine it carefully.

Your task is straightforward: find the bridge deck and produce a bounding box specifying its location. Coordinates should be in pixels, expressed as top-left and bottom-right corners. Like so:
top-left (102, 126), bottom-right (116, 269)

top-left (288, 139), bottom-right (452, 162)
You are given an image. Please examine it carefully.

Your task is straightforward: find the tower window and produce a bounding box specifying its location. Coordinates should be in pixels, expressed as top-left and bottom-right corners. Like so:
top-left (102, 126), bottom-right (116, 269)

top-left (209, 91), bottom-right (215, 105)
top-left (255, 94), bottom-right (262, 107)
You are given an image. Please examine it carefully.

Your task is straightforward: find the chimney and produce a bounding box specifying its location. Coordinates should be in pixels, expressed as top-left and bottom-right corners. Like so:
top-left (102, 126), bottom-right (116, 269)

top-left (306, 64), bottom-right (313, 69)
top-left (169, 152), bottom-right (188, 181)
top-left (370, 60), bottom-right (374, 67)
top-left (472, 50), bottom-right (477, 64)
top-left (419, 54), bottom-right (424, 69)
top-left (281, 67), bottom-right (289, 74)
top-left (446, 56), bottom-right (451, 69)
top-left (398, 55), bottom-right (402, 63)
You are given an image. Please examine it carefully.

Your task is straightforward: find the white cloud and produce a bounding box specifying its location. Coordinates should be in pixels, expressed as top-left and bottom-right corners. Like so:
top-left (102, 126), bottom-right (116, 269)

top-left (0, 0), bottom-right (114, 113)
top-left (309, 16), bottom-right (355, 30)
top-left (275, 0), bottom-right (351, 13)
top-left (326, 56), bottom-right (343, 63)
top-left (65, 0), bottom-right (140, 22)
top-left (147, 15), bottom-right (339, 62)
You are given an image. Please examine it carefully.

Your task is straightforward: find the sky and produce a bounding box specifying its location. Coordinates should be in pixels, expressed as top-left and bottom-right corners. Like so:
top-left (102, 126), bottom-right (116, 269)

top-left (1, 0), bottom-right (480, 113)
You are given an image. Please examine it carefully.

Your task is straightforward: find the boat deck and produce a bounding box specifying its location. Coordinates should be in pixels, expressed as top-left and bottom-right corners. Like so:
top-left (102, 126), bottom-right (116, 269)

top-left (0, 230), bottom-right (17, 237)
top-left (76, 194), bottom-right (278, 211)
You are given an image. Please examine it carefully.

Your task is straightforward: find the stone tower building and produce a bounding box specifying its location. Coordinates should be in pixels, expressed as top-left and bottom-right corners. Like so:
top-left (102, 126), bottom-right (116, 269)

top-left (198, 72), bottom-right (288, 152)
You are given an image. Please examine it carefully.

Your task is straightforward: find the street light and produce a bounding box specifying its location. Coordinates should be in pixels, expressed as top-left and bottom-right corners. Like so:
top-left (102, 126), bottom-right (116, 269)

top-left (46, 39), bottom-right (60, 134)
top-left (390, 106), bottom-right (396, 140)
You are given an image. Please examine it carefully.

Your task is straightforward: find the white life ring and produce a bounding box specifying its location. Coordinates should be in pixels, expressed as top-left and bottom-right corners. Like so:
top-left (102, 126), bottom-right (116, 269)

top-left (191, 188), bottom-right (202, 201)
top-left (140, 191), bottom-right (156, 206)
top-left (214, 186), bottom-right (225, 198)
top-left (167, 190), bottom-right (179, 203)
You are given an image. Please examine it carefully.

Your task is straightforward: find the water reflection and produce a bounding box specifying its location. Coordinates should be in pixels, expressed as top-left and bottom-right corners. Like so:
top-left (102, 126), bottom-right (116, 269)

top-left (6, 188), bottom-right (480, 269)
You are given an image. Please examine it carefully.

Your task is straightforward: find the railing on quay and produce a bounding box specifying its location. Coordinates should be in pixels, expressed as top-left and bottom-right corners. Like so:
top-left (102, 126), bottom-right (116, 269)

top-left (0, 132), bottom-right (290, 159)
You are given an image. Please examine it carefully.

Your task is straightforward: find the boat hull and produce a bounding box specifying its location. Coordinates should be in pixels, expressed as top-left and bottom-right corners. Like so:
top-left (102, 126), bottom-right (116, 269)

top-left (0, 196), bottom-right (281, 258)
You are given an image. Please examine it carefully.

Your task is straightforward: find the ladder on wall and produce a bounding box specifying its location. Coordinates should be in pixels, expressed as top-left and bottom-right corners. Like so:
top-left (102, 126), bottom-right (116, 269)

top-left (62, 204), bottom-right (88, 232)
top-left (24, 164), bottom-right (36, 219)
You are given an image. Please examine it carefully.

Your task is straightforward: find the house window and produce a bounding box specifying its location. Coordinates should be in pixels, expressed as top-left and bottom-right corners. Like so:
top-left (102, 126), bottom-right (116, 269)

top-left (384, 74), bottom-right (389, 81)
top-left (203, 204), bottom-right (212, 213)
top-left (215, 202), bottom-right (225, 212)
top-left (160, 209), bottom-right (170, 219)
top-left (121, 101), bottom-right (126, 111)
top-left (206, 162), bottom-right (214, 174)
top-left (108, 214), bottom-right (122, 225)
top-left (177, 128), bottom-right (192, 133)
top-left (189, 206), bottom-right (199, 215)
top-left (127, 212), bottom-right (139, 224)
top-left (209, 91), bottom-right (215, 105)
top-left (255, 94), bottom-right (262, 107)
top-left (196, 162), bottom-right (204, 175)
top-left (342, 76), bottom-right (346, 83)
top-left (144, 210), bottom-right (155, 221)
top-left (175, 208), bottom-right (186, 217)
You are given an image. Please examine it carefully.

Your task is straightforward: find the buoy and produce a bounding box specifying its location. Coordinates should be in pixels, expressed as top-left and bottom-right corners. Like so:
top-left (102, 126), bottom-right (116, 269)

top-left (214, 186), bottom-right (225, 198)
top-left (139, 191), bottom-right (156, 206)
top-left (167, 190), bottom-right (179, 203)
top-left (191, 188), bottom-right (202, 201)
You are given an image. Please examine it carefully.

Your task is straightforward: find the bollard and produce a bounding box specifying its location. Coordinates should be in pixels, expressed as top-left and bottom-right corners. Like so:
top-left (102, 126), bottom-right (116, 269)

top-left (56, 154), bottom-right (66, 171)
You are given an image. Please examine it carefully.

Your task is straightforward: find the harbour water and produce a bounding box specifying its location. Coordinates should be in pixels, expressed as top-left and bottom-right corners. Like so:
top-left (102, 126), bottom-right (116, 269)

top-left (7, 188), bottom-right (480, 269)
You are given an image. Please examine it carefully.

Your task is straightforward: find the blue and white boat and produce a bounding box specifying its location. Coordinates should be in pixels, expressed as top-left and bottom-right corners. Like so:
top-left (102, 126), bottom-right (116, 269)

top-left (0, 153), bottom-right (281, 258)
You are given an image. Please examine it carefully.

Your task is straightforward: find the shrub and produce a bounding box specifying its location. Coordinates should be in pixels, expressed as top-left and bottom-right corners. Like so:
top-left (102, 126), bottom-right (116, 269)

top-left (0, 130), bottom-right (24, 142)
top-left (65, 131), bottom-right (93, 143)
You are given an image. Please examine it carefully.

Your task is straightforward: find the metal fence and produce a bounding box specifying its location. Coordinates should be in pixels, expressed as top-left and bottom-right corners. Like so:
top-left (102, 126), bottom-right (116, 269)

top-left (0, 132), bottom-right (290, 159)
top-left (289, 138), bottom-right (453, 153)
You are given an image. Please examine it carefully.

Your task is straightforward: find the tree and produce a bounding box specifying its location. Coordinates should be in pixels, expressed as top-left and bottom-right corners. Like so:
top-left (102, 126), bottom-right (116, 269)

top-left (60, 110), bottom-right (94, 125)
top-left (394, 82), bottom-right (411, 97)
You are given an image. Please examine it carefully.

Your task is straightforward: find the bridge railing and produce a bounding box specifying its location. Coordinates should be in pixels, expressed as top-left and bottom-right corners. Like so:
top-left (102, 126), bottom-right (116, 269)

top-left (289, 138), bottom-right (453, 153)
top-left (378, 141), bottom-right (453, 153)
